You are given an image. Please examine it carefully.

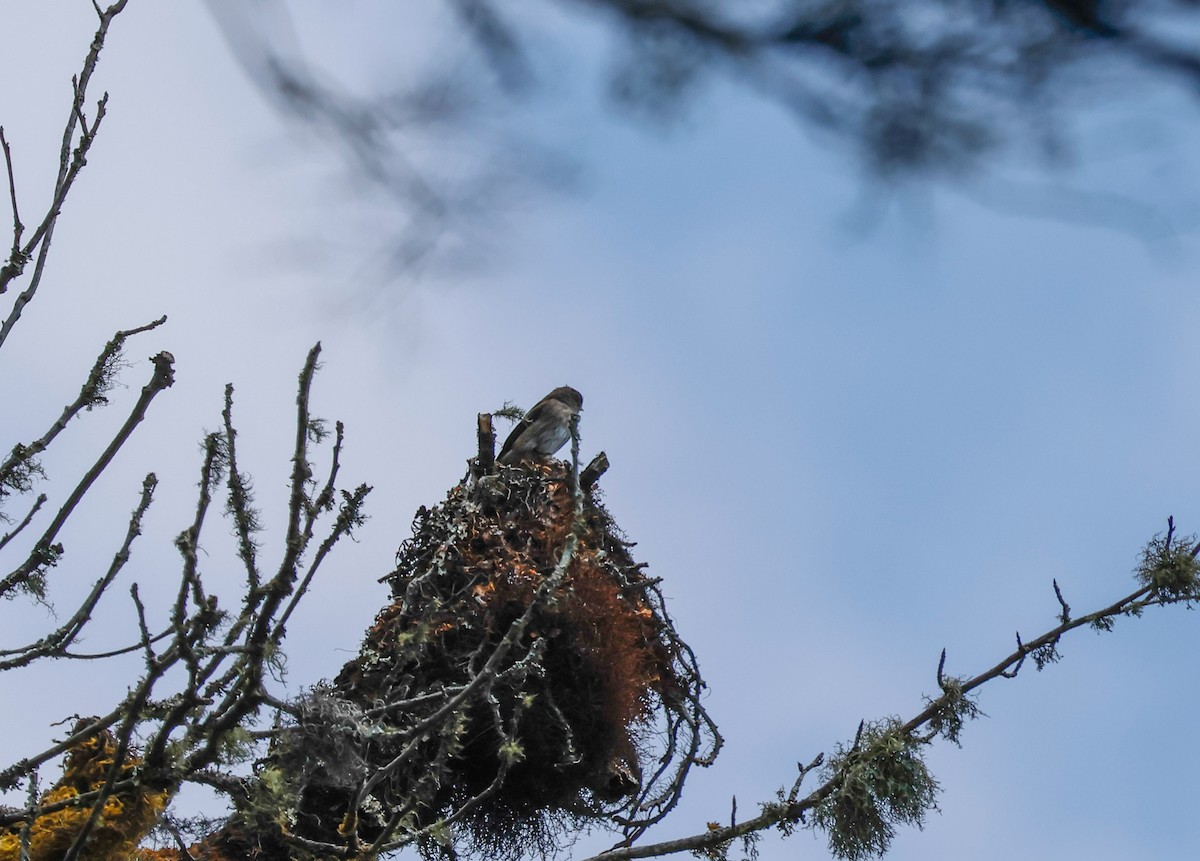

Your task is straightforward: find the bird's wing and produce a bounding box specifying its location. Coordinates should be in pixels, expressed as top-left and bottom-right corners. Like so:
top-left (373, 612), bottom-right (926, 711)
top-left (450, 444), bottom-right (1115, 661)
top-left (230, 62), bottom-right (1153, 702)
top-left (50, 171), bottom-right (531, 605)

top-left (499, 400), bottom-right (547, 458)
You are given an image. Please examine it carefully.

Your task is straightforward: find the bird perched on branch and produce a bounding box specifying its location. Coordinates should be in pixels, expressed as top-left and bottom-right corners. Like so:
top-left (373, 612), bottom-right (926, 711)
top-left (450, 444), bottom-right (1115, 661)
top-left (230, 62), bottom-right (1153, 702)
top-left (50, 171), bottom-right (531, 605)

top-left (498, 386), bottom-right (583, 466)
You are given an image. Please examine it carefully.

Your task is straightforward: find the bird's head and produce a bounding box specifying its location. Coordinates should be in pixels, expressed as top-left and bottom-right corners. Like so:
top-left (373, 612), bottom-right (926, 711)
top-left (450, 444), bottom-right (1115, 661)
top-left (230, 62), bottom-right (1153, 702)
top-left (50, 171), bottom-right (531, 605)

top-left (547, 385), bottom-right (583, 413)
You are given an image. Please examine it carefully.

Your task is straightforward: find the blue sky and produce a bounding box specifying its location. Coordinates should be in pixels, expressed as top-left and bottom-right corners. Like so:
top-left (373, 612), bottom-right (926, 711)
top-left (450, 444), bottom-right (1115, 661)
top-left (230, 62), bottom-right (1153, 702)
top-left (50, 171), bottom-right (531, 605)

top-left (3, 3), bottom-right (1200, 860)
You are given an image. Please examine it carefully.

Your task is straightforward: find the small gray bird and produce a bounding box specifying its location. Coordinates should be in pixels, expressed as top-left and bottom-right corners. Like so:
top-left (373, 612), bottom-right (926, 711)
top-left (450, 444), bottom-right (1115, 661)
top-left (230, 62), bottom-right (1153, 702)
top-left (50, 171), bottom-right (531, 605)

top-left (498, 386), bottom-right (583, 466)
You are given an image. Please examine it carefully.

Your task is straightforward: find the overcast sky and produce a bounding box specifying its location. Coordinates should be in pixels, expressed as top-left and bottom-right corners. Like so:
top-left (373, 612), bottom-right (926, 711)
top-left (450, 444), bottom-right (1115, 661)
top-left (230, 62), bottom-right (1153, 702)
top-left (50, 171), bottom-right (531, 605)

top-left (3, 3), bottom-right (1200, 860)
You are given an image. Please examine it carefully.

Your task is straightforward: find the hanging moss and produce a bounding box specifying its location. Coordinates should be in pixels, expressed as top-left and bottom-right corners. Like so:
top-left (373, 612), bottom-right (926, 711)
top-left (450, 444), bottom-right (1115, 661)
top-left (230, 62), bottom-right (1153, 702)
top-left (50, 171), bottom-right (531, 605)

top-left (1135, 530), bottom-right (1200, 601)
top-left (812, 720), bottom-right (939, 861)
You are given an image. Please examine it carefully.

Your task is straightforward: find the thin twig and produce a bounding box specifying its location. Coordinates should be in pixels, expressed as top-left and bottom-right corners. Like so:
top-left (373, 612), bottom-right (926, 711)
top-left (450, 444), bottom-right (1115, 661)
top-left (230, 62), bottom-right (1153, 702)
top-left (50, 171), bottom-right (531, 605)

top-left (0, 475), bottom-right (157, 668)
top-left (0, 493), bottom-right (45, 551)
top-left (0, 316), bottom-right (167, 495)
top-left (0, 352), bottom-right (174, 598)
top-left (0, 710), bottom-right (125, 792)
top-left (0, 127), bottom-right (23, 294)
top-left (222, 384), bottom-right (261, 591)
top-left (17, 770), bottom-right (38, 861)
top-left (0, 0), bottom-right (128, 348)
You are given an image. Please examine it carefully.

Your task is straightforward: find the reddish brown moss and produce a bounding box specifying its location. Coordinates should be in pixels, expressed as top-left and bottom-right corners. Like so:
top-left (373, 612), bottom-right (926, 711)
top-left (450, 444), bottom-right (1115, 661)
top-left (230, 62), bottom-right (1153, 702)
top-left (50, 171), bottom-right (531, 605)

top-left (203, 459), bottom-right (716, 861)
top-left (314, 460), bottom-right (701, 856)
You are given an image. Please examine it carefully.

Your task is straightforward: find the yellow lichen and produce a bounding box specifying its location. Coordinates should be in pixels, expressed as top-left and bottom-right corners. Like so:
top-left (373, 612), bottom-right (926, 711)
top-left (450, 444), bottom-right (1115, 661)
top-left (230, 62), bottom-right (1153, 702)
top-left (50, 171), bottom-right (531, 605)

top-left (0, 729), bottom-right (170, 861)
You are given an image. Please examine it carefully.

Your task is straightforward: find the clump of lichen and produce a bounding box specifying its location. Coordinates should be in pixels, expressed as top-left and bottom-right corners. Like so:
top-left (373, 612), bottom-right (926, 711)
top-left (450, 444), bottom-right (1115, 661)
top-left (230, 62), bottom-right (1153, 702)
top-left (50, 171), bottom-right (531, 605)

top-left (0, 726), bottom-right (169, 861)
top-left (1135, 530), bottom-right (1200, 601)
top-left (812, 720), bottom-right (939, 861)
top-left (923, 677), bottom-right (982, 746)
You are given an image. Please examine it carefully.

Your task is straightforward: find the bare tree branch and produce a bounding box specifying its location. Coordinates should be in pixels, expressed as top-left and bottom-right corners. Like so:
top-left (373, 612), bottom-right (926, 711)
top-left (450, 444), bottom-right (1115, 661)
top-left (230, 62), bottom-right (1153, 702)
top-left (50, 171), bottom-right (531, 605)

top-left (581, 524), bottom-right (1200, 861)
top-left (0, 350), bottom-right (174, 599)
top-left (0, 474), bottom-right (158, 669)
top-left (0, 315), bottom-right (167, 510)
top-left (0, 0), bottom-right (128, 333)
top-left (0, 127), bottom-right (22, 292)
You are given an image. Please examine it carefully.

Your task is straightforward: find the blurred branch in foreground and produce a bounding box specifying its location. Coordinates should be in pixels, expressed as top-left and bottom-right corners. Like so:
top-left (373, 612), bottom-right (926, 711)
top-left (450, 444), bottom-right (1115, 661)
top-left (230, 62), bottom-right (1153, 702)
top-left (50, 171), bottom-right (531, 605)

top-left (205, 0), bottom-right (1200, 277)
